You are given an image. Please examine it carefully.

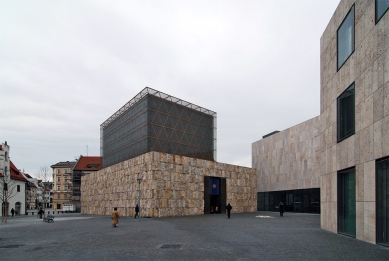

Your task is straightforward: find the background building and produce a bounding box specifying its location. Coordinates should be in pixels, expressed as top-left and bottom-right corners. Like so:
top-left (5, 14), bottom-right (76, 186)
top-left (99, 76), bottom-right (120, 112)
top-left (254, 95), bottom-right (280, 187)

top-left (101, 87), bottom-right (217, 168)
top-left (253, 0), bottom-right (389, 246)
top-left (252, 116), bottom-right (321, 214)
top-left (51, 161), bottom-right (76, 211)
top-left (72, 155), bottom-right (102, 212)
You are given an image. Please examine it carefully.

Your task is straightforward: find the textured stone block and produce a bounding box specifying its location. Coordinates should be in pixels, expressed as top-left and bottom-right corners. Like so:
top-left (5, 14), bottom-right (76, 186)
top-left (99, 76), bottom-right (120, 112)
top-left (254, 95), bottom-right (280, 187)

top-left (363, 202), bottom-right (376, 243)
top-left (356, 164), bottom-right (364, 202)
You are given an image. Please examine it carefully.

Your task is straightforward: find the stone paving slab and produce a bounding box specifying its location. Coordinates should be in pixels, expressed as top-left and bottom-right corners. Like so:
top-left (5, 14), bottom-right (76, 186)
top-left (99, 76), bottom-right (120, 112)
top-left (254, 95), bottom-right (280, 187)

top-left (1, 211), bottom-right (388, 260)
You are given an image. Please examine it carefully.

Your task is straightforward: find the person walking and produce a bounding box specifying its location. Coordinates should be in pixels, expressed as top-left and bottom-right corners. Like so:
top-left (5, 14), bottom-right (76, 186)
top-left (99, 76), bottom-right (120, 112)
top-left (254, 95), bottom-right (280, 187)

top-left (11, 208), bottom-right (15, 217)
top-left (279, 202), bottom-right (284, 217)
top-left (38, 208), bottom-right (43, 219)
top-left (134, 204), bottom-right (139, 219)
top-left (112, 207), bottom-right (120, 227)
top-left (226, 203), bottom-right (232, 219)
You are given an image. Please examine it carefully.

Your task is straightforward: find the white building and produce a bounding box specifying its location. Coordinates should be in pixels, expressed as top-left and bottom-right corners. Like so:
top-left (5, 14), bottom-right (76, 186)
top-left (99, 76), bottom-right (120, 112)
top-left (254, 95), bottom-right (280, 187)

top-left (0, 141), bottom-right (28, 216)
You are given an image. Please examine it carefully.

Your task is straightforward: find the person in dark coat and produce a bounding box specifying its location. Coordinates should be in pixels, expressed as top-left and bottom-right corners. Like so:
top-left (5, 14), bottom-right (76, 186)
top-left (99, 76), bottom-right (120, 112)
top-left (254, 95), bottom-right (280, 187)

top-left (134, 204), bottom-right (139, 219)
top-left (226, 203), bottom-right (232, 218)
top-left (38, 208), bottom-right (44, 219)
top-left (11, 208), bottom-right (15, 217)
top-left (279, 202), bottom-right (284, 217)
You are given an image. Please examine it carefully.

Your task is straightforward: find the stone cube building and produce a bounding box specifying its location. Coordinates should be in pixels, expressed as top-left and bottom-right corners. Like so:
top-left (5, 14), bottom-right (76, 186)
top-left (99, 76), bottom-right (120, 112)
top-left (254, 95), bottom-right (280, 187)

top-left (82, 88), bottom-right (256, 217)
top-left (82, 151), bottom-right (256, 217)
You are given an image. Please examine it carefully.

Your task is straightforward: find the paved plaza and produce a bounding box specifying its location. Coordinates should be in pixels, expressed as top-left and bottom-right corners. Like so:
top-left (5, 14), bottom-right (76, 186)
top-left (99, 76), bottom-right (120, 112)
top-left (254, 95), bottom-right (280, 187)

top-left (1, 211), bottom-right (388, 260)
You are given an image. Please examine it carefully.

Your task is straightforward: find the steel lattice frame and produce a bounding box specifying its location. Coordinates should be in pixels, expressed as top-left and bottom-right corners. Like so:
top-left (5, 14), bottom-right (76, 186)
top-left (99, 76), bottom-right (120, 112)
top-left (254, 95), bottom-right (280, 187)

top-left (101, 87), bottom-right (217, 129)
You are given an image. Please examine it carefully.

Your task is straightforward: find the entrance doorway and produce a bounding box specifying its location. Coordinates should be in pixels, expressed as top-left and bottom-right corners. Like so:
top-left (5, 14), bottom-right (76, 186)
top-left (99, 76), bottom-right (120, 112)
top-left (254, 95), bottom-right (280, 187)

top-left (15, 202), bottom-right (21, 215)
top-left (204, 176), bottom-right (226, 214)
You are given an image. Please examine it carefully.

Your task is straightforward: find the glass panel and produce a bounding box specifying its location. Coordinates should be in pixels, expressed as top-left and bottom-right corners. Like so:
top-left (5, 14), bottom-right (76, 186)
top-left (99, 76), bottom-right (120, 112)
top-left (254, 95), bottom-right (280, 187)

top-left (338, 168), bottom-right (356, 237)
top-left (337, 84), bottom-right (355, 142)
top-left (376, 0), bottom-right (389, 23)
top-left (377, 158), bottom-right (389, 245)
top-left (257, 193), bottom-right (265, 211)
top-left (337, 5), bottom-right (354, 69)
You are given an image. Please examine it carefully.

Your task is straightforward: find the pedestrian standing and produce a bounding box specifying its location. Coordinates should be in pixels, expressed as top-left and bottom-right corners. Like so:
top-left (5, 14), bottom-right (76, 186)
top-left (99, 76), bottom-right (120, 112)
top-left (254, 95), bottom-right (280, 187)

top-left (279, 202), bottom-right (284, 217)
top-left (112, 207), bottom-right (120, 227)
top-left (134, 204), bottom-right (139, 219)
top-left (38, 208), bottom-right (43, 219)
top-left (226, 203), bottom-right (232, 218)
top-left (11, 208), bottom-right (15, 217)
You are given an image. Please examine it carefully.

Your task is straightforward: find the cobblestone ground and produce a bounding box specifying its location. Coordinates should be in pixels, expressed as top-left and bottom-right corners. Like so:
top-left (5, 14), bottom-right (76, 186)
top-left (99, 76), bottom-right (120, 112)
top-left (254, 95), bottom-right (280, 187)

top-left (1, 211), bottom-right (388, 260)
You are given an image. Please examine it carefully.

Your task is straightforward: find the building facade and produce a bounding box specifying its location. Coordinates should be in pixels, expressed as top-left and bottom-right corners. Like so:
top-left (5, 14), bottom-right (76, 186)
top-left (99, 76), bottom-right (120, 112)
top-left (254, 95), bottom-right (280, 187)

top-left (101, 87), bottom-right (216, 168)
top-left (0, 142), bottom-right (28, 217)
top-left (51, 161), bottom-right (76, 211)
top-left (252, 116), bottom-right (321, 214)
top-left (253, 0), bottom-right (389, 246)
top-left (82, 151), bottom-right (256, 217)
top-left (320, 0), bottom-right (389, 245)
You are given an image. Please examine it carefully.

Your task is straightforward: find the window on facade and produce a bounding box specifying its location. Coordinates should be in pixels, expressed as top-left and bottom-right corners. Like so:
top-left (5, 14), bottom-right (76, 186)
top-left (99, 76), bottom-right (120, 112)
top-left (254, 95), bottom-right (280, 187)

top-left (57, 185), bottom-right (60, 191)
top-left (337, 5), bottom-right (354, 70)
top-left (57, 169), bottom-right (60, 174)
top-left (338, 167), bottom-right (356, 237)
top-left (337, 83), bottom-right (355, 142)
top-left (5, 151), bottom-right (8, 161)
top-left (64, 186), bottom-right (67, 191)
top-left (65, 194), bottom-right (67, 199)
top-left (377, 157), bottom-right (389, 246)
top-left (57, 194), bottom-right (60, 199)
top-left (57, 176), bottom-right (60, 182)
top-left (17, 185), bottom-right (20, 192)
top-left (376, 0), bottom-right (389, 23)
top-left (65, 169), bottom-right (68, 173)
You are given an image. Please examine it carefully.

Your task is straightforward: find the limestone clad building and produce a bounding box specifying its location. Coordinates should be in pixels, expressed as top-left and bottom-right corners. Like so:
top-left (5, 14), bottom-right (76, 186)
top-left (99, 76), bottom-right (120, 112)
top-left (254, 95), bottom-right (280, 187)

top-left (82, 88), bottom-right (256, 217)
top-left (253, 0), bottom-right (389, 246)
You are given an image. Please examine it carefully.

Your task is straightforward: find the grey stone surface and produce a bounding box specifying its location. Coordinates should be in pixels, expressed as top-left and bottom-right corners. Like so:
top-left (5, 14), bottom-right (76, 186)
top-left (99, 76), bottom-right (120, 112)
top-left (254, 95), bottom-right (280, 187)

top-left (1, 212), bottom-right (388, 261)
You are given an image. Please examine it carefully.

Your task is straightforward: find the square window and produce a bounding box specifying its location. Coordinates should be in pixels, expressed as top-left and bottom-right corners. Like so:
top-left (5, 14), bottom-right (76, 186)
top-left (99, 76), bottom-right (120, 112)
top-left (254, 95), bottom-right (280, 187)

top-left (376, 0), bottom-right (389, 23)
top-left (337, 5), bottom-right (354, 70)
top-left (337, 83), bottom-right (355, 142)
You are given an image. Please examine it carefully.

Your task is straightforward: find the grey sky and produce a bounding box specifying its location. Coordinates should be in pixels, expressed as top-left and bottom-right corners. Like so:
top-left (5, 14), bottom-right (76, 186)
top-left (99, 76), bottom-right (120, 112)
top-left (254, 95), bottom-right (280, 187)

top-left (0, 0), bottom-right (340, 176)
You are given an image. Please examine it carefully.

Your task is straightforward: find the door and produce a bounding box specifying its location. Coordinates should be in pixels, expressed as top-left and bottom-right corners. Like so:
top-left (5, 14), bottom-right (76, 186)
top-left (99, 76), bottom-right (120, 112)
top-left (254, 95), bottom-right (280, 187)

top-left (204, 176), bottom-right (210, 214)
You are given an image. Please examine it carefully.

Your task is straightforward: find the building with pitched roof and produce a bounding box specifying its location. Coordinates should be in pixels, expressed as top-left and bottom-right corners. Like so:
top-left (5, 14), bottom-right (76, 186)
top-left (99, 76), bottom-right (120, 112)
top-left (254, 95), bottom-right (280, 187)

top-left (72, 155), bottom-right (102, 212)
top-left (1, 141), bottom-right (29, 217)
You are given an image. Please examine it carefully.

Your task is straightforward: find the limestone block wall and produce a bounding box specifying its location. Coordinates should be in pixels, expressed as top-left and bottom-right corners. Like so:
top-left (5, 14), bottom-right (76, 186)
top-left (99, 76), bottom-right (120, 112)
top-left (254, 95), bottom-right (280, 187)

top-left (320, 0), bottom-right (389, 243)
top-left (252, 116), bottom-right (321, 192)
top-left (81, 152), bottom-right (256, 217)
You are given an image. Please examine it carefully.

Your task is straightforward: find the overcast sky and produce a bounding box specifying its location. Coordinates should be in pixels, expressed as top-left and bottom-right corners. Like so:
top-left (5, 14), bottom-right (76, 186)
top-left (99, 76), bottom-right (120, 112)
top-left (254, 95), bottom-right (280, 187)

top-left (1, 0), bottom-right (340, 177)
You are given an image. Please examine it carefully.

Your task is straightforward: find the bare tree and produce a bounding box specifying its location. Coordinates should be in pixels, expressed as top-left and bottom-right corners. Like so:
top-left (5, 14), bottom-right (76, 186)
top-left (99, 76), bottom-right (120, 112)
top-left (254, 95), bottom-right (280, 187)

top-left (0, 166), bottom-right (17, 223)
top-left (35, 165), bottom-right (52, 219)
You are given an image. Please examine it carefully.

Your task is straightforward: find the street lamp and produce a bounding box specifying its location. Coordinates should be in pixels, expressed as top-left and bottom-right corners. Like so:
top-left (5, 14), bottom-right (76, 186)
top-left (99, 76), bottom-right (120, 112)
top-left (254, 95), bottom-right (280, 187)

top-left (137, 177), bottom-right (141, 221)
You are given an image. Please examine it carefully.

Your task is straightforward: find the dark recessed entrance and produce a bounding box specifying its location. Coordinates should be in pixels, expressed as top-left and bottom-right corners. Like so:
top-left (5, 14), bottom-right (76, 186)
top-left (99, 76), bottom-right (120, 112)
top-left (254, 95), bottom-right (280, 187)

top-left (204, 176), bottom-right (226, 214)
